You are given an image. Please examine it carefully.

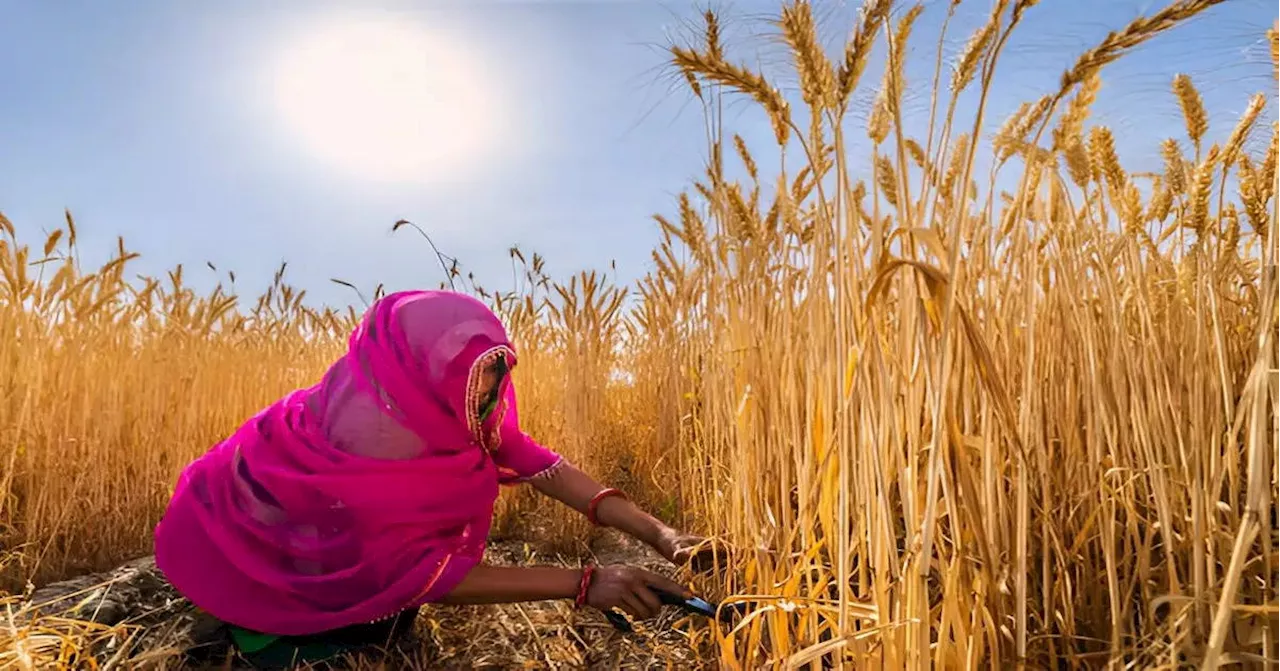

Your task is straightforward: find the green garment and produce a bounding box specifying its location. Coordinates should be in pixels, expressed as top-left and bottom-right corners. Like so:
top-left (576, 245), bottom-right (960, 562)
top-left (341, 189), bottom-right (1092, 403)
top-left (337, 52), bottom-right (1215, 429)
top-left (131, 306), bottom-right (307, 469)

top-left (478, 391), bottom-right (499, 422)
top-left (228, 625), bottom-right (281, 653)
top-left (224, 606), bottom-right (420, 669)
top-left (228, 625), bottom-right (351, 668)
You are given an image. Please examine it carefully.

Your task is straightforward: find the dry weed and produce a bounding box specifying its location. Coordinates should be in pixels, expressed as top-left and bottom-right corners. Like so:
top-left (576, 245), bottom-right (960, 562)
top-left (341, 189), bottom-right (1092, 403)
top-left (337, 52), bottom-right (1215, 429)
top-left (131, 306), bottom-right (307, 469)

top-left (1, 1), bottom-right (1275, 668)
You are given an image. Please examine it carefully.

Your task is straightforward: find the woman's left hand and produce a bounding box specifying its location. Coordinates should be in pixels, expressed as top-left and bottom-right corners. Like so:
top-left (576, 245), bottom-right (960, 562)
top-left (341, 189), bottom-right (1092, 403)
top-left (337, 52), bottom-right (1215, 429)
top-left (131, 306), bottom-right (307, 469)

top-left (654, 529), bottom-right (720, 573)
top-left (525, 462), bottom-right (726, 574)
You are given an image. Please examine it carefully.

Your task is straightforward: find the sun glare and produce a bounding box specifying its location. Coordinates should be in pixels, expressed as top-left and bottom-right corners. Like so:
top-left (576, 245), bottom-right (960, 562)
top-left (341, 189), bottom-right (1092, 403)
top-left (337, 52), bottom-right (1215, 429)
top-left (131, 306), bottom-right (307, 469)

top-left (270, 17), bottom-right (505, 185)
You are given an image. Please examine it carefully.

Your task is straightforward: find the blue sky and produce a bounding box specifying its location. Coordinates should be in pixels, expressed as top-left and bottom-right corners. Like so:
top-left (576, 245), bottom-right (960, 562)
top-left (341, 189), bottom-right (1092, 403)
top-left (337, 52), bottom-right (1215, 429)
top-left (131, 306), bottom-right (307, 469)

top-left (1, 0), bottom-right (1275, 309)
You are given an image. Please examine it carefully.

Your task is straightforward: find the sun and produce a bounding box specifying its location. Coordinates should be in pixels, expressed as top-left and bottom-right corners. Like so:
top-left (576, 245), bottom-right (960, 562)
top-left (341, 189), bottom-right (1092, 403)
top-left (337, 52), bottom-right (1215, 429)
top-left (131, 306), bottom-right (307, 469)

top-left (269, 16), bottom-right (505, 185)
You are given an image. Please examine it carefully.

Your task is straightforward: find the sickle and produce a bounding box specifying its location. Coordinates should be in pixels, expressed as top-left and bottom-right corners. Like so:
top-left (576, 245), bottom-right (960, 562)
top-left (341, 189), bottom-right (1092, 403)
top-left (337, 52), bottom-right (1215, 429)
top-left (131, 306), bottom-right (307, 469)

top-left (602, 587), bottom-right (753, 633)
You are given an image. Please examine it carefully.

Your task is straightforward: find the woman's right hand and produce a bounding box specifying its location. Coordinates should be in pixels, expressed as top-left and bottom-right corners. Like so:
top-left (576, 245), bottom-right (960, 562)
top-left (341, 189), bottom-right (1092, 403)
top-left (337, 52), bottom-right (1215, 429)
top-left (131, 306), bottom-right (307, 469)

top-left (584, 564), bottom-right (691, 620)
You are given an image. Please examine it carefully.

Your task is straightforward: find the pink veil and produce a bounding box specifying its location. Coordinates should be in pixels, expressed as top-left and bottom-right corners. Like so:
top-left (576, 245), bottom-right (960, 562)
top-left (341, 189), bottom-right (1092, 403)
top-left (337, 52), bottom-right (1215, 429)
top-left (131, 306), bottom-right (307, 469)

top-left (154, 290), bottom-right (563, 635)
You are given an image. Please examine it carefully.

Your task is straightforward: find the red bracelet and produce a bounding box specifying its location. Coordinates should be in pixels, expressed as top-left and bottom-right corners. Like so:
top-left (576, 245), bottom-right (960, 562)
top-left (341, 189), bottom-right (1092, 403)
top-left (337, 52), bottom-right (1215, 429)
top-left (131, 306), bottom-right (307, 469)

top-left (586, 488), bottom-right (627, 526)
top-left (575, 563), bottom-right (596, 609)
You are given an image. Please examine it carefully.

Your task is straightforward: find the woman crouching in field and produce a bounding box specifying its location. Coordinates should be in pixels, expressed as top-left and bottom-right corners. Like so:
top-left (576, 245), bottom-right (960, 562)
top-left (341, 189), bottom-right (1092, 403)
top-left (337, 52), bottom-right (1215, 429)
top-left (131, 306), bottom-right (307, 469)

top-left (154, 289), bottom-right (706, 668)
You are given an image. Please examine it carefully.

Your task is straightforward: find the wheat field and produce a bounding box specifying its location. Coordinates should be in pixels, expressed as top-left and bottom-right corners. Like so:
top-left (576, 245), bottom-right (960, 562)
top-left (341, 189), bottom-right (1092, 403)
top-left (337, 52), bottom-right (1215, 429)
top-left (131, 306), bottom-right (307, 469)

top-left (1, 1), bottom-right (1277, 668)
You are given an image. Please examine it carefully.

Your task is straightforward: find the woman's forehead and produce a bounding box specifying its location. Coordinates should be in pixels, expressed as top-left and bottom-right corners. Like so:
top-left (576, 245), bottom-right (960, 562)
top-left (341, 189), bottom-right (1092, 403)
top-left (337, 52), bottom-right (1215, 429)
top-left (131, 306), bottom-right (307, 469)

top-left (479, 348), bottom-right (512, 372)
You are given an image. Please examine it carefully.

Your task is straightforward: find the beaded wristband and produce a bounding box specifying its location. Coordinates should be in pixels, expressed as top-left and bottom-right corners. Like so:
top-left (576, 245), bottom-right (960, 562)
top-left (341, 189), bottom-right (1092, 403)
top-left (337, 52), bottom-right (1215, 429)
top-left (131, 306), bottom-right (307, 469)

top-left (586, 488), bottom-right (627, 527)
top-left (575, 564), bottom-right (596, 609)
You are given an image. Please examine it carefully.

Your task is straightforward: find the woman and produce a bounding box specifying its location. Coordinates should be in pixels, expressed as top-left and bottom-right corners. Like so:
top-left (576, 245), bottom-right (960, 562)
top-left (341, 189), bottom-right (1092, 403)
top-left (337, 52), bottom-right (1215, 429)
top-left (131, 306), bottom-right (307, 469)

top-left (154, 289), bottom-right (706, 668)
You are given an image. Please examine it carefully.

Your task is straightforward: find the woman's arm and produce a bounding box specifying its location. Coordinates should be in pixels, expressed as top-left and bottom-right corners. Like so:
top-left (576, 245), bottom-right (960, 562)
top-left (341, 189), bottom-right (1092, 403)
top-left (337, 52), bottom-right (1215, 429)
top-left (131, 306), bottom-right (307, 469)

top-left (480, 388), bottom-right (709, 568)
top-left (436, 564), bottom-right (579, 605)
top-left (438, 562), bottom-right (690, 619)
top-left (530, 462), bottom-right (692, 562)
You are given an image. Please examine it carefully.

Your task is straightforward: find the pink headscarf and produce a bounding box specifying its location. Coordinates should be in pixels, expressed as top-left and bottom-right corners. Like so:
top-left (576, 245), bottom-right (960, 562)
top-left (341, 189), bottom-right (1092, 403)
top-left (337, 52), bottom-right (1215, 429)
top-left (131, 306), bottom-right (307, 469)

top-left (154, 290), bottom-right (564, 635)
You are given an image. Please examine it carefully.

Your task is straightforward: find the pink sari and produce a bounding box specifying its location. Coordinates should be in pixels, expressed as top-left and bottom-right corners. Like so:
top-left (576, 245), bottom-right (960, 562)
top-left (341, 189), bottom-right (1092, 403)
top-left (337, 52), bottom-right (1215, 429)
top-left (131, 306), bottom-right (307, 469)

top-left (154, 290), bottom-right (564, 635)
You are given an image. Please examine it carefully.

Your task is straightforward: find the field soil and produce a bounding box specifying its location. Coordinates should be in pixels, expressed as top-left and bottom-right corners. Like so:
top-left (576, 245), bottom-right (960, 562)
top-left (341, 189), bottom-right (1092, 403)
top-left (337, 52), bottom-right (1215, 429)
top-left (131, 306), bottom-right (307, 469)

top-left (9, 531), bottom-right (710, 670)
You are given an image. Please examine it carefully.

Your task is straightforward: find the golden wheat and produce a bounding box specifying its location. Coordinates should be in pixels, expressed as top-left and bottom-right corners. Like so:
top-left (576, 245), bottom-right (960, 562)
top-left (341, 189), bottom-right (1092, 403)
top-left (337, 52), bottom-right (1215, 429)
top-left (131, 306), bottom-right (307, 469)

top-left (2, 1), bottom-right (1276, 669)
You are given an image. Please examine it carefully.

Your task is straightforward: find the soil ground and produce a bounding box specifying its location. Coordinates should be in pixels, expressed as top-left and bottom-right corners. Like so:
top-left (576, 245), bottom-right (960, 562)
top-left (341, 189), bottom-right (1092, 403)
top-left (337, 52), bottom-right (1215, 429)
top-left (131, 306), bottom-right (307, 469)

top-left (5, 531), bottom-right (714, 670)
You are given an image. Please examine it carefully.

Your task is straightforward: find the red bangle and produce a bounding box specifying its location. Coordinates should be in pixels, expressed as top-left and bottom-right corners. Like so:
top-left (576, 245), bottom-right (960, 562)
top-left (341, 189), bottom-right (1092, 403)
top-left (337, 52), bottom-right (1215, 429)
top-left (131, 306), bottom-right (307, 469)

top-left (575, 564), bottom-right (596, 609)
top-left (586, 488), bottom-right (627, 526)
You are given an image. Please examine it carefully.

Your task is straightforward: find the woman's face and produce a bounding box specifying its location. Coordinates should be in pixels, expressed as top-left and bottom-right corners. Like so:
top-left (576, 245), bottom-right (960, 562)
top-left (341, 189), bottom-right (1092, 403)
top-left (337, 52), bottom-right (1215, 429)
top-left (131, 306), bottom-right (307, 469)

top-left (475, 356), bottom-right (508, 419)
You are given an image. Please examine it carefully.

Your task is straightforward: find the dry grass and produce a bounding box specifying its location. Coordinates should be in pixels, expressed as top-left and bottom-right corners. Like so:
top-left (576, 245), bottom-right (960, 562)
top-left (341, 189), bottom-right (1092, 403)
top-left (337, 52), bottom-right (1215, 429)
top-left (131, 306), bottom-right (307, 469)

top-left (2, 1), bottom-right (1277, 668)
top-left (1, 535), bottom-right (706, 670)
